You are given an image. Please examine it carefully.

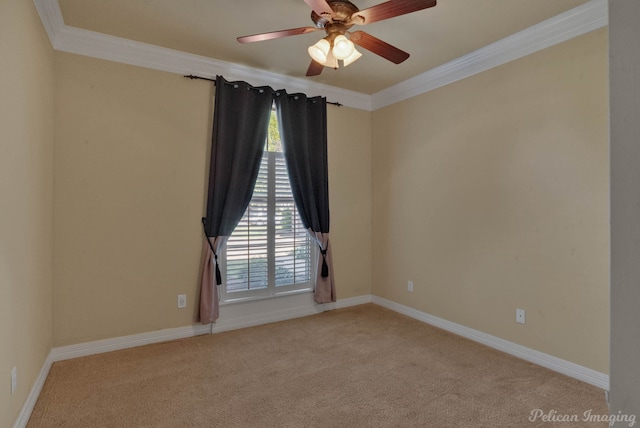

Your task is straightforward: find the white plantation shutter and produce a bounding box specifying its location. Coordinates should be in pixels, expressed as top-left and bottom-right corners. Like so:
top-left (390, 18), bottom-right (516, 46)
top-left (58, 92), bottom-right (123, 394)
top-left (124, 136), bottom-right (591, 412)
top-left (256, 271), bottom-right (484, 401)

top-left (223, 148), bottom-right (313, 301)
top-left (274, 153), bottom-right (313, 286)
top-left (225, 155), bottom-right (269, 292)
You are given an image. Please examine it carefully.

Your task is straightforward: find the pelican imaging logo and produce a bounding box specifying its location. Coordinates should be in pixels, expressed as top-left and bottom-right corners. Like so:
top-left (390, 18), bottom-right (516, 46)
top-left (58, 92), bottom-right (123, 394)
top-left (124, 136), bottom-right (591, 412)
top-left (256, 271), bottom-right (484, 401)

top-left (528, 409), bottom-right (636, 426)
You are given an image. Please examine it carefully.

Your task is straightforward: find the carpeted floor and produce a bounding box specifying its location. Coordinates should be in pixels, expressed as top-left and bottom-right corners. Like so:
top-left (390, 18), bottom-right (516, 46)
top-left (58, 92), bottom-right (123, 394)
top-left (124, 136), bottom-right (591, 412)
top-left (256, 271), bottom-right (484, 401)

top-left (28, 304), bottom-right (609, 427)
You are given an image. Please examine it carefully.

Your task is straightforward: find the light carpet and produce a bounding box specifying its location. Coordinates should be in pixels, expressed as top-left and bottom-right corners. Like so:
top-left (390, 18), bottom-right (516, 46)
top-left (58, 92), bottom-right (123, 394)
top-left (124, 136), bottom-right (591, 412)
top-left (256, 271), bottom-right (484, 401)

top-left (28, 303), bottom-right (609, 427)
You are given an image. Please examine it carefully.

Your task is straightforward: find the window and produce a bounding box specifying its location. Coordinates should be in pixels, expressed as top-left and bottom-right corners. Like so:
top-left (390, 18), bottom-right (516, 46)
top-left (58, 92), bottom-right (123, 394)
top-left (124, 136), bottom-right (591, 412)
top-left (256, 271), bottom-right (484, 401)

top-left (221, 110), bottom-right (315, 302)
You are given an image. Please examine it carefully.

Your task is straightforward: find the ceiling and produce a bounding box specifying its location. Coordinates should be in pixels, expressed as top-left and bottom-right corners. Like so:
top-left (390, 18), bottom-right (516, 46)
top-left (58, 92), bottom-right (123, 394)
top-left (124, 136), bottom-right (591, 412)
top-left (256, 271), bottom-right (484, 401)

top-left (55, 0), bottom-right (590, 95)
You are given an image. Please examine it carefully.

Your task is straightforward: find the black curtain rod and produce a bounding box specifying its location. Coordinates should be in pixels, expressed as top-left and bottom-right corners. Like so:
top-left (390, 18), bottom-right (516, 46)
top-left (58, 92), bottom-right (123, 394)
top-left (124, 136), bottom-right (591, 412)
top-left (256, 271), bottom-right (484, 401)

top-left (184, 75), bottom-right (342, 107)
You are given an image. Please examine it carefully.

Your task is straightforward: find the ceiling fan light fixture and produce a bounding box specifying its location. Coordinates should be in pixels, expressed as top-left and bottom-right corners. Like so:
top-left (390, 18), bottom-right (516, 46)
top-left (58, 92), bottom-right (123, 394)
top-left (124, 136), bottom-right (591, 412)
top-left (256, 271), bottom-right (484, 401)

top-left (238, 0), bottom-right (438, 77)
top-left (324, 48), bottom-right (339, 69)
top-left (308, 38), bottom-right (331, 64)
top-left (342, 47), bottom-right (362, 67)
top-left (332, 35), bottom-right (354, 60)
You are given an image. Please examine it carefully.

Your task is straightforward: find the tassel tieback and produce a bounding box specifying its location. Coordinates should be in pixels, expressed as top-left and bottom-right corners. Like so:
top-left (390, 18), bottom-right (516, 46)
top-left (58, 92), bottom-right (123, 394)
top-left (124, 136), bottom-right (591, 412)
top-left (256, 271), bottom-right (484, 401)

top-left (320, 247), bottom-right (329, 278)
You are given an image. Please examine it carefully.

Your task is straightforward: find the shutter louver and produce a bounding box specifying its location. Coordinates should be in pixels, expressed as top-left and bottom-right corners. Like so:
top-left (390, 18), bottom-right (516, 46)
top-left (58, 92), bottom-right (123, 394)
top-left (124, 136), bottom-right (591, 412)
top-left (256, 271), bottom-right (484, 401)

top-left (226, 153), bottom-right (269, 292)
top-left (224, 135), bottom-right (313, 299)
top-left (274, 153), bottom-right (312, 287)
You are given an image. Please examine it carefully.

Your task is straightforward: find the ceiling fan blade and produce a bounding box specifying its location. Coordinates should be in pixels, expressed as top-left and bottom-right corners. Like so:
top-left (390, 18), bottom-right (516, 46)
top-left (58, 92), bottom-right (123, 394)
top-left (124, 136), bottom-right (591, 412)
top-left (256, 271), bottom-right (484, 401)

top-left (304, 0), bottom-right (335, 17)
top-left (352, 0), bottom-right (436, 25)
top-left (306, 60), bottom-right (324, 76)
top-left (237, 27), bottom-right (321, 43)
top-left (349, 31), bottom-right (409, 64)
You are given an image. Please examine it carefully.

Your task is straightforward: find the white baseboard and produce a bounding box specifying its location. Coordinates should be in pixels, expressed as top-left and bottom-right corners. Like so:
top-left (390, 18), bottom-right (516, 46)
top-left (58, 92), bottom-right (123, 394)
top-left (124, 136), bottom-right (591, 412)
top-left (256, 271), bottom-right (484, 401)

top-left (371, 296), bottom-right (610, 390)
top-left (213, 294), bottom-right (372, 333)
top-left (50, 324), bottom-right (212, 362)
top-left (14, 293), bottom-right (606, 427)
top-left (12, 294), bottom-right (370, 427)
top-left (12, 352), bottom-right (54, 428)
top-left (324, 294), bottom-right (373, 310)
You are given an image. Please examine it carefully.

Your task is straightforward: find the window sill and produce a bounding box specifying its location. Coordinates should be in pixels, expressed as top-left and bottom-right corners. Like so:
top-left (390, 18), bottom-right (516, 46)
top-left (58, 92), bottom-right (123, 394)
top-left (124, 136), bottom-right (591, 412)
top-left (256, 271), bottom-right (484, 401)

top-left (220, 287), bottom-right (313, 306)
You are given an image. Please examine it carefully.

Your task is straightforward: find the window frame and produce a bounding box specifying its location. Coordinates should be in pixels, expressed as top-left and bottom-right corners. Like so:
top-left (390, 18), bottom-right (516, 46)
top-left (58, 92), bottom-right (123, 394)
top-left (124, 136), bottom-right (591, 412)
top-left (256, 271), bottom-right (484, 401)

top-left (219, 139), bottom-right (316, 304)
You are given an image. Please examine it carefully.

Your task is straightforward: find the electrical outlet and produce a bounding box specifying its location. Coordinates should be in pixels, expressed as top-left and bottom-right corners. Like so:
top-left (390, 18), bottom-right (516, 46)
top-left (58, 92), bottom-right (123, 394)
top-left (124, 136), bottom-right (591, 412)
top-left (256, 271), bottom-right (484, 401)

top-left (516, 308), bottom-right (526, 324)
top-left (177, 294), bottom-right (187, 309)
top-left (408, 281), bottom-right (414, 292)
top-left (11, 367), bottom-right (17, 395)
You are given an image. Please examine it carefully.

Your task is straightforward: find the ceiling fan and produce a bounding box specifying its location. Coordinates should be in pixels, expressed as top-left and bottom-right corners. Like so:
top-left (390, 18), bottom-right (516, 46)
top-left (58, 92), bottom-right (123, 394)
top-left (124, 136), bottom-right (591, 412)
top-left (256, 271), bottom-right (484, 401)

top-left (237, 0), bottom-right (437, 76)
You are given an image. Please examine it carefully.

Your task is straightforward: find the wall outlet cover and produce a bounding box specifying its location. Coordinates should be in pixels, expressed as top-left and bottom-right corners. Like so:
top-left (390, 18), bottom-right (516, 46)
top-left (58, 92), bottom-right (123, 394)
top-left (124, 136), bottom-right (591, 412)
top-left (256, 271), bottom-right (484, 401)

top-left (177, 294), bottom-right (187, 308)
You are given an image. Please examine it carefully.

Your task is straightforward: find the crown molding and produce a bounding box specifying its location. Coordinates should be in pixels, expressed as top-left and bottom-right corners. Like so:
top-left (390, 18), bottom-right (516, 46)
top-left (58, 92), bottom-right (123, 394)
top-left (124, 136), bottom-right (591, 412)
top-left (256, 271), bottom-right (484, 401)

top-left (371, 0), bottom-right (608, 110)
top-left (33, 0), bottom-right (606, 112)
top-left (32, 0), bottom-right (64, 46)
top-left (52, 24), bottom-right (373, 110)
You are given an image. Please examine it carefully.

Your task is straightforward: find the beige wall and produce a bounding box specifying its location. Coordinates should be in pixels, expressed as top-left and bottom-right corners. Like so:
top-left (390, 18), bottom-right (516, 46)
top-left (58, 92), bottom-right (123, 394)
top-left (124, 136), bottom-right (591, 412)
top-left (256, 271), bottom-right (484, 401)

top-left (3, 8), bottom-right (608, 422)
top-left (372, 29), bottom-right (609, 373)
top-left (0, 1), bottom-right (55, 426)
top-left (327, 106), bottom-right (372, 299)
top-left (53, 53), bottom-right (211, 346)
top-left (53, 52), bottom-right (372, 346)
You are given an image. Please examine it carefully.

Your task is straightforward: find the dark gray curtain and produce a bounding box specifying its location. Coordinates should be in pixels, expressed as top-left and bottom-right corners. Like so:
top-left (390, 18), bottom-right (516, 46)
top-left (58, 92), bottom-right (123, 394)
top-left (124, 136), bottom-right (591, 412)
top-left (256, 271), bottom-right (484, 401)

top-left (274, 90), bottom-right (336, 303)
top-left (199, 76), bottom-right (274, 323)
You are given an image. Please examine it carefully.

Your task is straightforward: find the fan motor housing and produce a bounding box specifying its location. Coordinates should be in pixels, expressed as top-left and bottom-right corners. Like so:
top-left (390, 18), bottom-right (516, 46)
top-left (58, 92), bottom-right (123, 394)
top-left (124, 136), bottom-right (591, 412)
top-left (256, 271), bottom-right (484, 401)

top-left (311, 0), bottom-right (360, 27)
